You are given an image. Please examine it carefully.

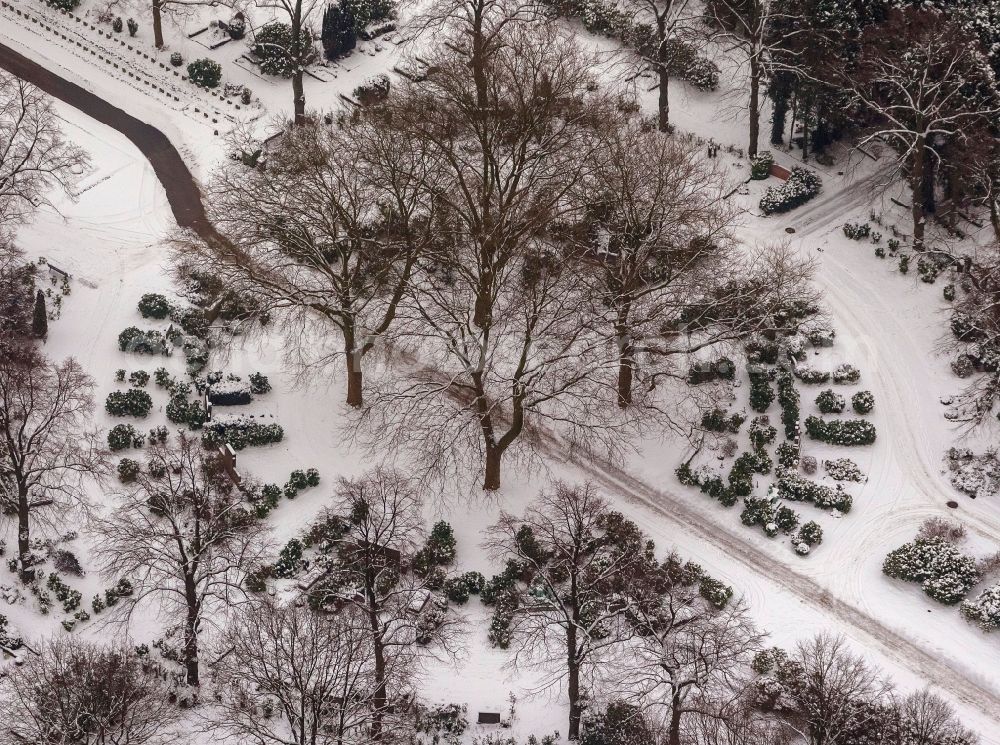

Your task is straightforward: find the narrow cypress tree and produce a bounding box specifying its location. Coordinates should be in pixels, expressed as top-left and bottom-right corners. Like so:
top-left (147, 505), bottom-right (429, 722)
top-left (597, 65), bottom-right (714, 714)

top-left (32, 290), bottom-right (47, 339)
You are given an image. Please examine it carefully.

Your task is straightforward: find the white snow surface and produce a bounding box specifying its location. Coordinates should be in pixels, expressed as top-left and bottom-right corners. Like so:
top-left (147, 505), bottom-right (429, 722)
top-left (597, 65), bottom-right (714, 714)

top-left (3, 2), bottom-right (1000, 742)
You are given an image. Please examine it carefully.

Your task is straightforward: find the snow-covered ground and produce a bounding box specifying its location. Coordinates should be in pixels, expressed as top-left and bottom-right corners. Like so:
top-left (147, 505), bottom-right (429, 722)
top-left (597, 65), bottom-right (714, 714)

top-left (4, 0), bottom-right (1000, 740)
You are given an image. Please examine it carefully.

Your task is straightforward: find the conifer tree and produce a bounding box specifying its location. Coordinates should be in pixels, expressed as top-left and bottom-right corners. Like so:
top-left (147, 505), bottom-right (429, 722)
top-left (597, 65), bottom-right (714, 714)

top-left (31, 289), bottom-right (46, 339)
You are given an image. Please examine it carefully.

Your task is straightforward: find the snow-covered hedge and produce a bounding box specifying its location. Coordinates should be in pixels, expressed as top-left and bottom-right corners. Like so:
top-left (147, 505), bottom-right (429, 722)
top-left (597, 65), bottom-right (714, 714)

top-left (804, 416), bottom-right (876, 446)
top-left (823, 458), bottom-right (864, 482)
top-left (794, 366), bottom-right (830, 385)
top-left (851, 390), bottom-right (874, 414)
top-left (203, 414), bottom-right (284, 450)
top-left (883, 537), bottom-right (980, 605)
top-left (832, 363), bottom-right (861, 384)
top-left (105, 389), bottom-right (153, 418)
top-left (750, 151), bottom-right (774, 180)
top-left (759, 168), bottom-right (821, 215)
top-left (118, 327), bottom-right (169, 355)
top-left (947, 448), bottom-right (1000, 500)
top-left (815, 389), bottom-right (845, 414)
top-left (776, 469), bottom-right (852, 512)
top-left (961, 585), bottom-right (1000, 631)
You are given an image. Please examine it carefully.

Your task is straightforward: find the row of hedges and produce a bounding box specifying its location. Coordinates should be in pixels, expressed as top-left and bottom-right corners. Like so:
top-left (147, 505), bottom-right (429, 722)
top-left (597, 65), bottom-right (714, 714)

top-left (759, 167), bottom-right (821, 215)
top-left (804, 416), bottom-right (876, 446)
top-left (776, 469), bottom-right (853, 513)
top-left (202, 416), bottom-right (284, 450)
top-left (776, 372), bottom-right (799, 439)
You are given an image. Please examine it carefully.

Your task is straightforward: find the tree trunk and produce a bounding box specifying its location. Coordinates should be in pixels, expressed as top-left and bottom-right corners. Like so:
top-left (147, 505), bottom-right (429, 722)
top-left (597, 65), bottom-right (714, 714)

top-left (567, 628), bottom-right (581, 739)
top-left (292, 1), bottom-right (307, 125)
top-left (183, 576), bottom-right (200, 686)
top-left (668, 691), bottom-right (683, 745)
top-left (748, 52), bottom-right (762, 157)
top-left (346, 351), bottom-right (363, 408)
top-left (153, 0), bottom-right (164, 49)
top-left (656, 21), bottom-right (670, 133)
top-left (615, 310), bottom-right (633, 408)
top-left (17, 486), bottom-right (31, 582)
top-left (911, 133), bottom-right (927, 251)
top-left (471, 6), bottom-right (488, 111)
top-left (292, 70), bottom-right (306, 126)
top-left (371, 635), bottom-right (387, 741)
top-left (484, 445), bottom-right (502, 491)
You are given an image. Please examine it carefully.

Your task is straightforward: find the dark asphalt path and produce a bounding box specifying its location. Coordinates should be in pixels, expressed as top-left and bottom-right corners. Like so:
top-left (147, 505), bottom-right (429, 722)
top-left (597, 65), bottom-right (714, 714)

top-left (0, 40), bottom-right (221, 243)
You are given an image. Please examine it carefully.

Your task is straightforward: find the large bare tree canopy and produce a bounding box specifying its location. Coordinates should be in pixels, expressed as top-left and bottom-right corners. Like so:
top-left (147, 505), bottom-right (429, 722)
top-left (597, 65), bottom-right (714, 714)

top-left (0, 72), bottom-right (88, 232)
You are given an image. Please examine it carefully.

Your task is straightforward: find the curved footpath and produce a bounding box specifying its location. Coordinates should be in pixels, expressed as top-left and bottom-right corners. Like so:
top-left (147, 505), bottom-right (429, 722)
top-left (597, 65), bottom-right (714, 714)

top-left (0, 41), bottom-right (219, 244)
top-left (3, 38), bottom-right (1000, 737)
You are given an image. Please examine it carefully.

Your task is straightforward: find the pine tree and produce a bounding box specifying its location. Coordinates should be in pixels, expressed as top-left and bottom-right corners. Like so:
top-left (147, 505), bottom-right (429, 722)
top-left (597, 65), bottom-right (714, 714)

top-left (322, 1), bottom-right (357, 60)
top-left (32, 290), bottom-right (47, 339)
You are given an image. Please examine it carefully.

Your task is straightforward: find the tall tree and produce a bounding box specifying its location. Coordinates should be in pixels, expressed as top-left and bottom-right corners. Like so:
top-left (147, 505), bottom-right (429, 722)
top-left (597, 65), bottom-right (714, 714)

top-left (618, 557), bottom-right (764, 745)
top-left (484, 482), bottom-right (655, 739)
top-left (0, 347), bottom-right (103, 580)
top-left (307, 468), bottom-right (462, 742)
top-left (0, 638), bottom-right (179, 745)
top-left (852, 7), bottom-right (1000, 251)
top-left (182, 116), bottom-right (430, 407)
top-left (365, 24), bottom-right (627, 491)
top-left (570, 119), bottom-right (815, 411)
top-left (31, 289), bottom-right (47, 340)
top-left (0, 72), bottom-right (88, 231)
top-left (252, 1), bottom-right (323, 124)
top-left (212, 598), bottom-right (377, 745)
top-left (92, 435), bottom-right (270, 686)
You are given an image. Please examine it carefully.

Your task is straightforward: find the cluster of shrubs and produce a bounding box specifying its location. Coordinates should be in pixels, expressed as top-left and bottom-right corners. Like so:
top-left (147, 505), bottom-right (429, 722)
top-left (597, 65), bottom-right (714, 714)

top-left (187, 58), bottom-right (222, 88)
top-left (823, 457), bottom-right (864, 482)
top-left (776, 372), bottom-right (799, 439)
top-left (793, 521), bottom-right (823, 554)
top-left (842, 221), bottom-right (870, 241)
top-left (759, 167), bottom-right (822, 215)
top-left (804, 416), bottom-right (876, 446)
top-left (748, 417), bottom-right (777, 450)
top-left (687, 357), bottom-right (736, 384)
top-left (284, 468), bottom-right (321, 498)
top-left (883, 537), bottom-right (980, 605)
top-left (832, 363), bottom-right (861, 384)
top-left (815, 389), bottom-right (845, 414)
top-left (137, 293), bottom-right (171, 319)
top-left (203, 416), bottom-right (284, 450)
top-left (90, 578), bottom-right (134, 615)
top-left (118, 326), bottom-right (168, 355)
top-left (749, 151), bottom-right (774, 180)
top-left (676, 462), bottom-right (737, 507)
top-left (253, 22), bottom-right (318, 77)
top-left (794, 366), bottom-right (829, 385)
top-left (0, 613), bottom-right (23, 649)
top-left (443, 571), bottom-right (486, 605)
top-left (166, 393), bottom-right (209, 429)
top-left (105, 389), bottom-right (153, 418)
top-left (46, 572), bottom-right (82, 614)
top-left (108, 423), bottom-right (167, 451)
top-left (961, 585), bottom-right (1000, 631)
top-left (748, 368), bottom-right (775, 412)
top-left (353, 74), bottom-right (391, 105)
top-left (775, 441), bottom-right (798, 469)
top-left (412, 522), bottom-right (458, 585)
top-left (852, 390), bottom-right (875, 414)
top-left (740, 496), bottom-right (799, 538)
top-left (701, 408), bottom-right (745, 434)
top-left (776, 470), bottom-right (852, 513)
top-left (273, 539), bottom-right (306, 578)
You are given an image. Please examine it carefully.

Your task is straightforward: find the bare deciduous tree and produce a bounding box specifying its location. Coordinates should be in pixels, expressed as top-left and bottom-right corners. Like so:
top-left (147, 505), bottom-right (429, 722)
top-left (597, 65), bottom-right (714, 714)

top-left (364, 26), bottom-right (629, 491)
top-left (182, 115), bottom-right (430, 407)
top-left (0, 72), bottom-right (88, 231)
top-left (852, 7), bottom-right (1000, 251)
top-left (0, 637), bottom-right (178, 745)
top-left (253, 0), bottom-right (323, 124)
top-left (308, 468), bottom-right (463, 742)
top-left (485, 482), bottom-right (654, 740)
top-left (211, 597), bottom-right (377, 745)
top-left (92, 435), bottom-right (270, 686)
top-left (0, 346), bottom-right (104, 580)
top-left (621, 562), bottom-right (764, 745)
top-left (570, 121), bottom-right (813, 412)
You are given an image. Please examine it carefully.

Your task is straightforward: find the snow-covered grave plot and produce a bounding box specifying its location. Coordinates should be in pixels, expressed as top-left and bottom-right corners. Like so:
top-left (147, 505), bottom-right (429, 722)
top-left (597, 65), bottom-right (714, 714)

top-left (5, 0), bottom-right (1000, 743)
